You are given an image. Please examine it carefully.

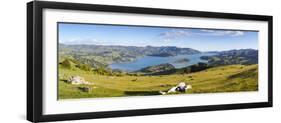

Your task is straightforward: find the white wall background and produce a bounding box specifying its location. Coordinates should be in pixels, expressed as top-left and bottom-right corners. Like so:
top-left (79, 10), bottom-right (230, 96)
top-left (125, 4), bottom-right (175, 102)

top-left (0, 0), bottom-right (279, 123)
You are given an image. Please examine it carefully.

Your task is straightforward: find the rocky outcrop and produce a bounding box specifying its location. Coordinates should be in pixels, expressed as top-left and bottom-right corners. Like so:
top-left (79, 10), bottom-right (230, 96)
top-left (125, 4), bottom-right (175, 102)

top-left (67, 76), bottom-right (94, 85)
top-left (159, 82), bottom-right (192, 95)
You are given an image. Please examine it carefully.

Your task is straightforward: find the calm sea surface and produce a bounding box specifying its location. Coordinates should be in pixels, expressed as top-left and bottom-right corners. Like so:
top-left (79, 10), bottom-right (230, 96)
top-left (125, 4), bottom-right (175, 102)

top-left (109, 53), bottom-right (216, 72)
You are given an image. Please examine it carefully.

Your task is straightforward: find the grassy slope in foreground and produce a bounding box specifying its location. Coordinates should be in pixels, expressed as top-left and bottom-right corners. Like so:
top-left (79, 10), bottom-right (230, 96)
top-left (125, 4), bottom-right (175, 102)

top-left (58, 64), bottom-right (258, 99)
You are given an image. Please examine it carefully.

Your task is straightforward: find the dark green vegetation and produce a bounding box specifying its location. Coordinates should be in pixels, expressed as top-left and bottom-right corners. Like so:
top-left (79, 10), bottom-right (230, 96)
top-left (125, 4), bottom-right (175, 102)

top-left (143, 62), bottom-right (211, 75)
top-left (58, 44), bottom-right (258, 99)
top-left (138, 63), bottom-right (175, 74)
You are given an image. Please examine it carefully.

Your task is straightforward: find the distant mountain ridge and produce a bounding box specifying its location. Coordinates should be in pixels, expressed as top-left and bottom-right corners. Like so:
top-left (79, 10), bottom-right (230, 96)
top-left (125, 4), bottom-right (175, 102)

top-left (59, 44), bottom-right (201, 56)
top-left (201, 49), bottom-right (258, 66)
top-left (59, 44), bottom-right (201, 67)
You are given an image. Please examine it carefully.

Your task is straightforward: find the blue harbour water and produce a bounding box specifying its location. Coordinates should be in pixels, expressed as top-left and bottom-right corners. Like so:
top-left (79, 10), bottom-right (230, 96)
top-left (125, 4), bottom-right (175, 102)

top-left (109, 53), bottom-right (216, 72)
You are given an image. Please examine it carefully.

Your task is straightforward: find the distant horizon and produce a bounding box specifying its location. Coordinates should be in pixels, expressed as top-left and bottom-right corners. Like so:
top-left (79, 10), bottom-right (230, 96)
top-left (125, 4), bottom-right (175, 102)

top-left (60, 43), bottom-right (258, 52)
top-left (59, 23), bottom-right (259, 51)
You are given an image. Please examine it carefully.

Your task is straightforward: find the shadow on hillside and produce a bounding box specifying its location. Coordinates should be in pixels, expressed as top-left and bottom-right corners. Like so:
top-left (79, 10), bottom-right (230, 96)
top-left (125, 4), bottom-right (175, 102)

top-left (228, 67), bottom-right (257, 79)
top-left (124, 91), bottom-right (160, 96)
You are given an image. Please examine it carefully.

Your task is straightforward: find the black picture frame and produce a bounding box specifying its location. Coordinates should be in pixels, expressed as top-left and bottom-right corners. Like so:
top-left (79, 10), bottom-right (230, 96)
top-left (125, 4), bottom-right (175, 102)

top-left (27, 1), bottom-right (273, 122)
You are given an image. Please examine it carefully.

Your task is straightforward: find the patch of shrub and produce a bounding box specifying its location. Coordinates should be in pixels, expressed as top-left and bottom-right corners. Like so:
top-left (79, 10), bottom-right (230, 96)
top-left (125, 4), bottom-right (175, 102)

top-left (61, 59), bottom-right (75, 69)
top-left (77, 64), bottom-right (92, 71)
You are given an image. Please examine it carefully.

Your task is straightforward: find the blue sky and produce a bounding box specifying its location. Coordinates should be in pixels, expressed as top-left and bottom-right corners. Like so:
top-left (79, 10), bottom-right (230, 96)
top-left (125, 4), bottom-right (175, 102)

top-left (58, 23), bottom-right (258, 51)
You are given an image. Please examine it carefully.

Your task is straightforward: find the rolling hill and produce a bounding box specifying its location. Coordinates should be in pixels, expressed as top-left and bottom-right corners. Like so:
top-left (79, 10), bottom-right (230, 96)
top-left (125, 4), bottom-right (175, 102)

top-left (58, 64), bottom-right (258, 99)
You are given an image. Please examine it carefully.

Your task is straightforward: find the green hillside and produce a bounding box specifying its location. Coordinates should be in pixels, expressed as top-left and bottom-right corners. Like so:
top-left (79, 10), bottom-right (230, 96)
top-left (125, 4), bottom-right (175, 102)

top-left (59, 44), bottom-right (201, 66)
top-left (58, 64), bottom-right (258, 99)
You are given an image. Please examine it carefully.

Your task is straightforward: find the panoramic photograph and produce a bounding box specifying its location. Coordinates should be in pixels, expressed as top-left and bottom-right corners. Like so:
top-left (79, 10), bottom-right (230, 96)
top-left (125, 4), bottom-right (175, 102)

top-left (58, 23), bottom-right (259, 99)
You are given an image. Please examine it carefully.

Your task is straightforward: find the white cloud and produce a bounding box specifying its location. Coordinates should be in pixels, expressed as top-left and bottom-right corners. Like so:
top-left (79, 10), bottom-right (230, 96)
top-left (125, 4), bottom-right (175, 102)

top-left (158, 29), bottom-right (245, 42)
top-left (232, 31), bottom-right (244, 36)
top-left (62, 38), bottom-right (96, 45)
top-left (61, 38), bottom-right (115, 45)
top-left (61, 38), bottom-right (145, 46)
top-left (158, 29), bottom-right (190, 40)
top-left (200, 29), bottom-right (244, 37)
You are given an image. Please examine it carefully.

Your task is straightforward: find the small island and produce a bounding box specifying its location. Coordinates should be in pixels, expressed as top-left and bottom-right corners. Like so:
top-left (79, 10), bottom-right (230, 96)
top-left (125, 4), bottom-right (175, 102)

top-left (174, 58), bottom-right (189, 63)
top-left (148, 52), bottom-right (176, 57)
